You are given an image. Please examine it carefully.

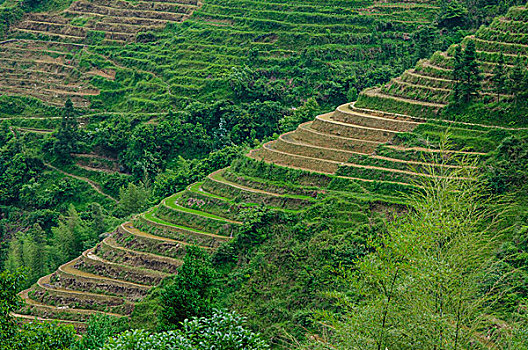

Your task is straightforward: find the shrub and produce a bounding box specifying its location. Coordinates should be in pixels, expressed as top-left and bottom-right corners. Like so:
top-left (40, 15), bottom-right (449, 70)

top-left (103, 310), bottom-right (269, 350)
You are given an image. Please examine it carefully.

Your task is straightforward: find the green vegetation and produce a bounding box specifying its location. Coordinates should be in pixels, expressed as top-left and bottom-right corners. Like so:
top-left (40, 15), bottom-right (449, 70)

top-left (1, 0), bottom-right (528, 349)
top-left (105, 310), bottom-right (268, 350)
top-left (303, 158), bottom-right (528, 349)
top-left (159, 246), bottom-right (218, 330)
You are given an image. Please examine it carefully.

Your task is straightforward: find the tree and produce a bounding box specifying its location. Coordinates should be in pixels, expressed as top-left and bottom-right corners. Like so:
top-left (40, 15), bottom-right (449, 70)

top-left (491, 52), bottom-right (507, 102)
top-left (5, 224), bottom-right (49, 288)
top-left (51, 205), bottom-right (89, 264)
top-left (0, 269), bottom-right (26, 345)
top-left (305, 148), bottom-right (521, 349)
top-left (413, 25), bottom-right (436, 60)
top-left (438, 0), bottom-right (468, 29)
top-left (279, 97), bottom-right (320, 133)
top-left (452, 41), bottom-right (482, 104)
top-left (486, 135), bottom-right (528, 193)
top-left (117, 182), bottom-right (150, 216)
top-left (508, 56), bottom-right (528, 104)
top-left (159, 246), bottom-right (218, 330)
top-left (74, 314), bottom-right (128, 350)
top-left (53, 99), bottom-right (79, 163)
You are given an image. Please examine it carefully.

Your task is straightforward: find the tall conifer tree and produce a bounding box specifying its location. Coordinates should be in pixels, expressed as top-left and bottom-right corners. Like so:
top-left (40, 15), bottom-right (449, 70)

top-left (491, 52), bottom-right (506, 102)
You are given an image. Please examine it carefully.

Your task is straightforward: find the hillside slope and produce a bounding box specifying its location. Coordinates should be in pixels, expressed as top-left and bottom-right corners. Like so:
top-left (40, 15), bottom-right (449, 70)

top-left (357, 5), bottom-right (528, 118)
top-left (12, 5), bottom-right (528, 333)
top-left (0, 0), bottom-right (441, 113)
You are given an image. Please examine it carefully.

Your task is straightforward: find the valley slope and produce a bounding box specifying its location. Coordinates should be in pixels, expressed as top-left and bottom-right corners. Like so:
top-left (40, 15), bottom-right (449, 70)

top-left (11, 5), bottom-right (528, 335)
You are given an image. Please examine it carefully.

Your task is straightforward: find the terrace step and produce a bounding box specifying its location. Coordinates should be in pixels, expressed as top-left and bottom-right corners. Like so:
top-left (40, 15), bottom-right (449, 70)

top-left (358, 88), bottom-right (445, 118)
top-left (400, 69), bottom-right (455, 90)
top-left (176, 183), bottom-right (245, 221)
top-left (204, 168), bottom-right (314, 210)
top-left (115, 222), bottom-right (218, 258)
top-left (332, 103), bottom-right (422, 132)
top-left (0, 86), bottom-right (91, 107)
top-left (163, 194), bottom-right (242, 224)
top-left (52, 257), bottom-right (151, 300)
top-left (76, 248), bottom-right (169, 286)
top-left (68, 1), bottom-right (188, 22)
top-left (382, 77), bottom-right (452, 104)
top-left (292, 121), bottom-right (381, 154)
top-left (155, 199), bottom-right (239, 237)
top-left (311, 112), bottom-right (398, 143)
top-left (248, 144), bottom-right (416, 189)
top-left (275, 132), bottom-right (359, 163)
top-left (17, 289), bottom-right (123, 323)
top-left (32, 273), bottom-right (134, 315)
top-left (277, 132), bottom-right (466, 172)
top-left (139, 211), bottom-right (231, 248)
top-left (11, 313), bottom-right (87, 332)
top-left (96, 236), bottom-right (182, 274)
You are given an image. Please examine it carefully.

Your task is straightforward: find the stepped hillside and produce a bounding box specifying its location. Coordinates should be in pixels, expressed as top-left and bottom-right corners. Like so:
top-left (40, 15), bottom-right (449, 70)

top-left (11, 6), bottom-right (528, 332)
top-left (356, 5), bottom-right (528, 118)
top-left (0, 0), bottom-right (201, 108)
top-left (0, 0), bottom-right (441, 113)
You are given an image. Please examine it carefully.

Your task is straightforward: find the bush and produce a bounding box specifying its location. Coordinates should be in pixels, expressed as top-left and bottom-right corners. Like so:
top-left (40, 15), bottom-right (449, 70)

top-left (104, 310), bottom-right (269, 350)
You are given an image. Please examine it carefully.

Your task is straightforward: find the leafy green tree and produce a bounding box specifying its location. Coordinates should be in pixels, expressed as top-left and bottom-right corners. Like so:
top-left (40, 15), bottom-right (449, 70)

top-left (0, 269), bottom-right (26, 345)
top-left (279, 97), bottom-right (320, 133)
top-left (234, 206), bottom-right (275, 252)
top-left (0, 120), bottom-right (11, 147)
top-left (491, 52), bottom-right (507, 102)
top-left (438, 0), bottom-right (468, 29)
top-left (305, 151), bottom-right (520, 349)
top-left (74, 314), bottom-right (128, 350)
top-left (117, 182), bottom-right (150, 216)
top-left (486, 135), bottom-right (528, 193)
top-left (104, 310), bottom-right (269, 350)
top-left (159, 246), bottom-right (218, 330)
top-left (0, 269), bottom-right (77, 350)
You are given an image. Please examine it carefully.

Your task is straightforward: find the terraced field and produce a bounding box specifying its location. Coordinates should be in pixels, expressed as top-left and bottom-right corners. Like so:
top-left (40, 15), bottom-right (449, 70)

top-left (11, 3), bottom-right (528, 335)
top-left (0, 0), bottom-right (201, 107)
top-left (356, 6), bottom-right (528, 119)
top-left (0, 0), bottom-right (441, 112)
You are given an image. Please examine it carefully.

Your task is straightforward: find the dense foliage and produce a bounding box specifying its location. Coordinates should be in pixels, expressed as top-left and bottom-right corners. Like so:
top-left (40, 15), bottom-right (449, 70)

top-left (1, 0), bottom-right (528, 349)
top-left (104, 311), bottom-right (269, 350)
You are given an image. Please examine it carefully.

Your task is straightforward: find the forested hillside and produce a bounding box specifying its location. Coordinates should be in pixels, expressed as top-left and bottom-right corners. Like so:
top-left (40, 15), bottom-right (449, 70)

top-left (1, 0), bottom-right (528, 349)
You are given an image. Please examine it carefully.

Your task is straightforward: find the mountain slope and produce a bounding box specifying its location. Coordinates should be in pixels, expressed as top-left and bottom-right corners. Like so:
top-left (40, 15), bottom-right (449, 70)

top-left (0, 0), bottom-right (441, 113)
top-left (13, 6), bottom-right (528, 333)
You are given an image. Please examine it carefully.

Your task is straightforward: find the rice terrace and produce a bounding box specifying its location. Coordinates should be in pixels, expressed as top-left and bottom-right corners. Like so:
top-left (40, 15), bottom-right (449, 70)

top-left (0, 0), bottom-right (528, 349)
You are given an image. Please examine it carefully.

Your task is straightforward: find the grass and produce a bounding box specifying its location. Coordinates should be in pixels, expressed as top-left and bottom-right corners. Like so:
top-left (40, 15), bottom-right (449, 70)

top-left (164, 193), bottom-right (237, 222)
top-left (143, 207), bottom-right (217, 237)
top-left (210, 170), bottom-right (316, 201)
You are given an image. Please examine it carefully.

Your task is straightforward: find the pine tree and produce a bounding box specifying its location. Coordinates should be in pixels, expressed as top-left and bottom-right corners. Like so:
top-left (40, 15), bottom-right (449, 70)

top-left (5, 236), bottom-right (23, 272)
top-left (22, 224), bottom-right (48, 284)
top-left (5, 224), bottom-right (48, 287)
top-left (508, 56), bottom-right (528, 103)
top-left (118, 182), bottom-right (150, 216)
top-left (53, 98), bottom-right (79, 163)
top-left (491, 52), bottom-right (506, 102)
top-left (452, 41), bottom-right (482, 104)
top-left (51, 206), bottom-right (86, 263)
top-left (452, 44), bottom-right (464, 103)
top-left (461, 40), bottom-right (482, 103)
